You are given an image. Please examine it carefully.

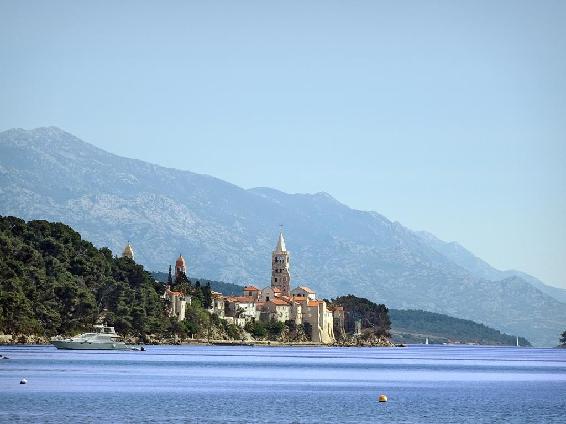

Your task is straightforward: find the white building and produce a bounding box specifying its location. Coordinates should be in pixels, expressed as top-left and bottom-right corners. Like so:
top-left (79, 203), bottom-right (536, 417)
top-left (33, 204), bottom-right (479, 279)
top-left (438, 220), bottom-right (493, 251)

top-left (162, 285), bottom-right (191, 322)
top-left (259, 286), bottom-right (282, 303)
top-left (291, 286), bottom-right (317, 301)
top-left (224, 296), bottom-right (257, 321)
top-left (243, 285), bottom-right (260, 300)
top-left (208, 291), bottom-right (225, 318)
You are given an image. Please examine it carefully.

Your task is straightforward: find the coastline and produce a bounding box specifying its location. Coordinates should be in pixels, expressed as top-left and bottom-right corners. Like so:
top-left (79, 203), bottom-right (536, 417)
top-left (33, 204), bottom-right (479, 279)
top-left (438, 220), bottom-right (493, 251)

top-left (0, 334), bottom-right (395, 348)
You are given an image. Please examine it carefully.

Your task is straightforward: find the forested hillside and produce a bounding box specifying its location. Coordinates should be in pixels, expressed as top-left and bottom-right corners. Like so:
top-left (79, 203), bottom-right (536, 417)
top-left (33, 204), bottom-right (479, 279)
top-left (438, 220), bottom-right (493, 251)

top-left (0, 216), bottom-right (239, 340)
top-left (329, 295), bottom-right (391, 338)
top-left (390, 309), bottom-right (531, 346)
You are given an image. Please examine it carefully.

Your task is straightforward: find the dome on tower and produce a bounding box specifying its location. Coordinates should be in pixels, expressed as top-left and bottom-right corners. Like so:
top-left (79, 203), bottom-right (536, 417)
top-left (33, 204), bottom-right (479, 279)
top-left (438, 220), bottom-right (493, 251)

top-left (123, 242), bottom-right (135, 260)
top-left (176, 254), bottom-right (186, 268)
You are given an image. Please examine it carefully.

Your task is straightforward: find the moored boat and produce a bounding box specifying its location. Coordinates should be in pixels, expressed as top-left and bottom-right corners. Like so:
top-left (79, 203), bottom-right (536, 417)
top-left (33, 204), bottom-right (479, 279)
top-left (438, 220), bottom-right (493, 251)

top-left (51, 324), bottom-right (138, 350)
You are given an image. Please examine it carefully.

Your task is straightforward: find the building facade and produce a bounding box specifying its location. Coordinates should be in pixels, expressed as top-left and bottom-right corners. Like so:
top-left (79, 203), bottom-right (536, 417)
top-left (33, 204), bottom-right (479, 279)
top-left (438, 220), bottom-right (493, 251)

top-left (162, 285), bottom-right (191, 322)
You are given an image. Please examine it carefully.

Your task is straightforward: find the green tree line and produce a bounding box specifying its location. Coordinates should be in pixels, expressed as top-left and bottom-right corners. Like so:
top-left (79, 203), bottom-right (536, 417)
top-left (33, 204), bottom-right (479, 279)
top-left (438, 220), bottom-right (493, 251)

top-left (0, 216), bottom-right (237, 340)
top-left (329, 294), bottom-right (392, 338)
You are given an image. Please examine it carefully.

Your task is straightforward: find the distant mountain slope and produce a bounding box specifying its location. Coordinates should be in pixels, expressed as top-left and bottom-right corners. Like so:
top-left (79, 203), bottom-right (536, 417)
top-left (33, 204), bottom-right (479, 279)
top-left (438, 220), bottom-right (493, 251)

top-left (1, 127), bottom-right (565, 346)
top-left (415, 231), bottom-right (566, 303)
top-left (390, 309), bottom-right (531, 346)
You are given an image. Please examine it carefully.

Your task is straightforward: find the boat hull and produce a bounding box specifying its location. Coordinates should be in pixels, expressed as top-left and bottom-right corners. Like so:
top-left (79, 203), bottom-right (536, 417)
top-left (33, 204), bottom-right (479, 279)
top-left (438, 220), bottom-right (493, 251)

top-left (51, 340), bottom-right (131, 350)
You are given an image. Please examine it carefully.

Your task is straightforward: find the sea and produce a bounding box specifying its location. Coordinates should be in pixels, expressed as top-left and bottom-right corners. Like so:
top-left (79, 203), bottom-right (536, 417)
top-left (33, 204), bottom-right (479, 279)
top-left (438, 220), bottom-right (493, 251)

top-left (0, 344), bottom-right (565, 423)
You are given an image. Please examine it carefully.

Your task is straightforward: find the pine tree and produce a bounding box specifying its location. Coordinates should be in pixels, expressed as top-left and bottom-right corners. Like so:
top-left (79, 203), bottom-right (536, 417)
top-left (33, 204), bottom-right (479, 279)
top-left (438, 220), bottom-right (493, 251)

top-left (167, 265), bottom-right (173, 285)
top-left (174, 271), bottom-right (191, 295)
top-left (202, 282), bottom-right (213, 309)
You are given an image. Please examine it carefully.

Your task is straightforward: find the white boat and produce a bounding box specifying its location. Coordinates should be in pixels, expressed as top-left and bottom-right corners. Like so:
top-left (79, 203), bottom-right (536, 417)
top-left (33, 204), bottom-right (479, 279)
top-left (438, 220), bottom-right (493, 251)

top-left (51, 324), bottom-right (136, 350)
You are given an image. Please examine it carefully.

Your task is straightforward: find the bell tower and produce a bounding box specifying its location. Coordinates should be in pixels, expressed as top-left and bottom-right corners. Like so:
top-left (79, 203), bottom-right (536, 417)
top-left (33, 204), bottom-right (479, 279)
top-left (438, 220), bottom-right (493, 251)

top-left (271, 230), bottom-right (290, 296)
top-left (175, 254), bottom-right (187, 280)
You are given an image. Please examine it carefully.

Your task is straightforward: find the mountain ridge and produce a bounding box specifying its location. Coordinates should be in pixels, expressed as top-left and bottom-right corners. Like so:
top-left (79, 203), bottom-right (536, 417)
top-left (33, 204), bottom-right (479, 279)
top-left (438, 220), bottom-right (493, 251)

top-left (1, 126), bottom-right (564, 346)
top-left (415, 230), bottom-right (566, 303)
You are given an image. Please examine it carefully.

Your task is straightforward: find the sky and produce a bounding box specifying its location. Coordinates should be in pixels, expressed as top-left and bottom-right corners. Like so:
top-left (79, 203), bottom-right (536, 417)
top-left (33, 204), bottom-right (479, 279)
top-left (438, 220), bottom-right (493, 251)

top-left (1, 1), bottom-right (565, 288)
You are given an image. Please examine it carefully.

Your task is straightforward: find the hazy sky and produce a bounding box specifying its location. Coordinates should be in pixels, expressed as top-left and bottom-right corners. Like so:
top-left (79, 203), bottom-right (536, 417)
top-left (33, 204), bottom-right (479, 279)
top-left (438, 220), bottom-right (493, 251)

top-left (1, 1), bottom-right (565, 288)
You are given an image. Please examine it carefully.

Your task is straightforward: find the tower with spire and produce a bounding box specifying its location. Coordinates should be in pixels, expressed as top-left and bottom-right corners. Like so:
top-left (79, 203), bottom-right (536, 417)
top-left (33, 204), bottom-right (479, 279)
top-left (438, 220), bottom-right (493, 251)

top-left (271, 229), bottom-right (291, 296)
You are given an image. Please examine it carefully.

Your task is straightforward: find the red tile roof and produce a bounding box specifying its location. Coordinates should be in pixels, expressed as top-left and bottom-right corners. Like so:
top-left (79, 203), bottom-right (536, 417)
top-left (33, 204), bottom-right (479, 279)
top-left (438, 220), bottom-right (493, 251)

top-left (243, 285), bottom-right (260, 291)
top-left (225, 296), bottom-right (255, 303)
top-left (269, 298), bottom-right (291, 306)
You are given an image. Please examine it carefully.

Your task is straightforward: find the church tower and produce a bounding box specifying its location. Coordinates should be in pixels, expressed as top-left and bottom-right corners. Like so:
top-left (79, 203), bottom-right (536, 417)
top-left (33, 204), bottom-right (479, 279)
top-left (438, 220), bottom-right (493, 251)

top-left (122, 242), bottom-right (135, 261)
top-left (175, 254), bottom-right (187, 280)
top-left (271, 231), bottom-right (290, 296)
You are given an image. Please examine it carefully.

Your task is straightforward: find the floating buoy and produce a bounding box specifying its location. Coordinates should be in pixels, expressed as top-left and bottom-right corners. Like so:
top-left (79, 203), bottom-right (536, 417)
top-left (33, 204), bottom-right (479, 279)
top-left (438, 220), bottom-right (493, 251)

top-left (378, 394), bottom-right (388, 402)
top-left (20, 379), bottom-right (27, 385)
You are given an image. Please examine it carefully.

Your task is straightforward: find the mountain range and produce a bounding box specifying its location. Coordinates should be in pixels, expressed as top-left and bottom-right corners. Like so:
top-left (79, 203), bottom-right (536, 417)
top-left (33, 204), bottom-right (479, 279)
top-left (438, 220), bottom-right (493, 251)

top-left (1, 126), bottom-right (565, 346)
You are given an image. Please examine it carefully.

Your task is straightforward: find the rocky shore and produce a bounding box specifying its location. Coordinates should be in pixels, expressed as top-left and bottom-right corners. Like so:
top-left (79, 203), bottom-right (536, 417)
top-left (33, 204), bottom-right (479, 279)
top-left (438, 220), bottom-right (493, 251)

top-left (1, 333), bottom-right (395, 347)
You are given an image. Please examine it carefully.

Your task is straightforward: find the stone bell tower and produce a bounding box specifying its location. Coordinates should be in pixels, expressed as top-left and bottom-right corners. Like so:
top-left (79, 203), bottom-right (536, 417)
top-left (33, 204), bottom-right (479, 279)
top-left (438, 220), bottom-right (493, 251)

top-left (175, 254), bottom-right (187, 280)
top-left (271, 230), bottom-right (290, 296)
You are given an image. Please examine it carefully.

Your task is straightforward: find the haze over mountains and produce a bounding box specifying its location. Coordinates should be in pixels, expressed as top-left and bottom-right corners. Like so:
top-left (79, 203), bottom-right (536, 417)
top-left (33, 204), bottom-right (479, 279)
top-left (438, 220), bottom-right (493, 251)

top-left (1, 127), bottom-right (565, 346)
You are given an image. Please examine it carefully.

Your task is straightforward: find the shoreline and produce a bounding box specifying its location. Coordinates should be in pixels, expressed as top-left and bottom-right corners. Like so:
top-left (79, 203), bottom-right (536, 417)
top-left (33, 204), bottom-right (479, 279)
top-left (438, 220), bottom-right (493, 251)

top-left (0, 334), bottom-right (395, 348)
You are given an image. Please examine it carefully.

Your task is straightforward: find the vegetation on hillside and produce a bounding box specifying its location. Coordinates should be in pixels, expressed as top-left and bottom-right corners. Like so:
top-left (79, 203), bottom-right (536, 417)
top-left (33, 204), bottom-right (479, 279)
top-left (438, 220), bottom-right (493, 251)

top-left (151, 271), bottom-right (243, 296)
top-left (328, 295), bottom-right (391, 341)
top-left (0, 216), bottom-right (239, 341)
top-left (390, 309), bottom-right (531, 346)
top-left (560, 330), bottom-right (566, 347)
top-left (243, 319), bottom-right (310, 342)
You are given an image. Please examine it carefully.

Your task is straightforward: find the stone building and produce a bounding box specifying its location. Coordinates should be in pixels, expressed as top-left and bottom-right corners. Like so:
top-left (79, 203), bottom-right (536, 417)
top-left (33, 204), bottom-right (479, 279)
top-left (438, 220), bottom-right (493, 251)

top-left (259, 286), bottom-right (281, 303)
top-left (291, 286), bottom-right (316, 301)
top-left (301, 299), bottom-right (335, 344)
top-left (208, 291), bottom-right (225, 318)
top-left (162, 285), bottom-right (191, 322)
top-left (243, 285), bottom-right (260, 300)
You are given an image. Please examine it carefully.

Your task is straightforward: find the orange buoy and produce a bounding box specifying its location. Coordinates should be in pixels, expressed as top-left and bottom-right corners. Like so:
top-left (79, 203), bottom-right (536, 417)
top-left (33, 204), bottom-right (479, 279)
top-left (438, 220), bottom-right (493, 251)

top-left (378, 394), bottom-right (388, 402)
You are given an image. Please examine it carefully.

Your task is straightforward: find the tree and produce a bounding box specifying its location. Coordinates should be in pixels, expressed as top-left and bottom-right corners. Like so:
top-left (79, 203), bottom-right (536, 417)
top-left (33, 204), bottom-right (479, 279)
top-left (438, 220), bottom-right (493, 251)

top-left (167, 265), bottom-right (173, 285)
top-left (174, 271), bottom-right (191, 295)
top-left (265, 320), bottom-right (285, 340)
top-left (245, 320), bottom-right (267, 339)
top-left (202, 282), bottom-right (213, 309)
top-left (330, 294), bottom-right (391, 338)
top-left (560, 330), bottom-right (566, 345)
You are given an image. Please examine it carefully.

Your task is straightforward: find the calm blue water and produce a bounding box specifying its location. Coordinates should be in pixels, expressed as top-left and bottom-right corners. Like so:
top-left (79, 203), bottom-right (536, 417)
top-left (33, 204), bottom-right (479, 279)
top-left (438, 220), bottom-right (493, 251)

top-left (0, 345), bottom-right (565, 423)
